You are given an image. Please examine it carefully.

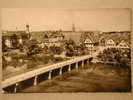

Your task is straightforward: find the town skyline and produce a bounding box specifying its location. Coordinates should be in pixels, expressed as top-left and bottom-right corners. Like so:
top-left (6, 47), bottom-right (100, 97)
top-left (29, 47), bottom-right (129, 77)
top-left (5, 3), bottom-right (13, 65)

top-left (1, 8), bottom-right (131, 32)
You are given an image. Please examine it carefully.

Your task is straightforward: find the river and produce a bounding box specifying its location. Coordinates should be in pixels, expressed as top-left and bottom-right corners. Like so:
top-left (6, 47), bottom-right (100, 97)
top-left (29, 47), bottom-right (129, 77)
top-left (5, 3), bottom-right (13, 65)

top-left (20, 63), bottom-right (131, 93)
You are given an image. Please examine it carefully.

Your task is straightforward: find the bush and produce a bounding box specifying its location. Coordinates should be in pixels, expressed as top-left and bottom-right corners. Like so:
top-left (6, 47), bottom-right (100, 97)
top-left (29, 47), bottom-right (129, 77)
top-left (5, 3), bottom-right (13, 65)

top-left (27, 60), bottom-right (38, 69)
top-left (54, 57), bottom-right (64, 62)
top-left (49, 46), bottom-right (63, 55)
top-left (97, 48), bottom-right (131, 68)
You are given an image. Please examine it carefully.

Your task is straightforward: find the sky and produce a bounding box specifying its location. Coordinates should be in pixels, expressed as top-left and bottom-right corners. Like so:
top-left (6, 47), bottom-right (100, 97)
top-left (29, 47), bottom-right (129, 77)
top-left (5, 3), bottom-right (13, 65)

top-left (1, 8), bottom-right (131, 32)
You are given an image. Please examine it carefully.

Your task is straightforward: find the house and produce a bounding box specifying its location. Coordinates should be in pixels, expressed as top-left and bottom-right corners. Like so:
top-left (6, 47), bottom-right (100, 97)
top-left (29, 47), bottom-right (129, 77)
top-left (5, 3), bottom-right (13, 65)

top-left (101, 31), bottom-right (131, 49)
top-left (117, 40), bottom-right (129, 48)
top-left (84, 37), bottom-right (98, 53)
top-left (105, 39), bottom-right (116, 48)
top-left (18, 36), bottom-right (23, 45)
top-left (43, 32), bottom-right (65, 48)
top-left (2, 24), bottom-right (31, 51)
top-left (81, 31), bottom-right (100, 52)
top-left (84, 38), bottom-right (94, 48)
top-left (3, 36), bottom-right (12, 48)
top-left (2, 32), bottom-right (29, 49)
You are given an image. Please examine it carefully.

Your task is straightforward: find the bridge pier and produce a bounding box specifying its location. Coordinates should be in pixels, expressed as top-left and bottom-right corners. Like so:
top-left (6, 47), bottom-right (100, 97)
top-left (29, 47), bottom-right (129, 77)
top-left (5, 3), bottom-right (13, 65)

top-left (48, 70), bottom-right (52, 80)
top-left (2, 89), bottom-right (5, 93)
top-left (87, 59), bottom-right (89, 64)
top-left (76, 62), bottom-right (78, 71)
top-left (34, 75), bottom-right (38, 86)
top-left (59, 67), bottom-right (63, 75)
top-left (14, 83), bottom-right (19, 93)
top-left (82, 60), bottom-right (84, 68)
top-left (68, 64), bottom-right (71, 72)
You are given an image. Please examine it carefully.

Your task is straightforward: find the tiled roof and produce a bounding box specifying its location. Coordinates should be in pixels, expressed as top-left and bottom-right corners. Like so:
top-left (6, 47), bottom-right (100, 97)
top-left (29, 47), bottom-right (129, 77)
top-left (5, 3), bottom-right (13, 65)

top-left (100, 32), bottom-right (131, 45)
top-left (82, 31), bottom-right (100, 43)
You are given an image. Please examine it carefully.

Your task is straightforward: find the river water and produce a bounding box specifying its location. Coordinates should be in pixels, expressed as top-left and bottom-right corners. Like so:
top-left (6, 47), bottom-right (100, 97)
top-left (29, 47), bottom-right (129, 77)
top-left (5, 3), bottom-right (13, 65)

top-left (20, 63), bottom-right (131, 93)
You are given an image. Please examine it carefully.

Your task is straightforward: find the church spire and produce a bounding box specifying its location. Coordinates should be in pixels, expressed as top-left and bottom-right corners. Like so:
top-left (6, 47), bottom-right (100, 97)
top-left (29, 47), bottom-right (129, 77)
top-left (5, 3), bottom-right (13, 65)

top-left (26, 24), bottom-right (30, 33)
top-left (25, 24), bottom-right (31, 39)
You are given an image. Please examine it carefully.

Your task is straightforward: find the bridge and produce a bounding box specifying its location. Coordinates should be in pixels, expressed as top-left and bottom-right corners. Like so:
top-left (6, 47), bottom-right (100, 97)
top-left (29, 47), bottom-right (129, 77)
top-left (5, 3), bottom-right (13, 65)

top-left (2, 55), bottom-right (92, 93)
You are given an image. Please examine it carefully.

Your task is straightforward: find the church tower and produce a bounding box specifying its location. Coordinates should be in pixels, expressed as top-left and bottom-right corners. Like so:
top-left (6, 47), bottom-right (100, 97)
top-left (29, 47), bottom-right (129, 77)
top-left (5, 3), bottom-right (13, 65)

top-left (26, 24), bottom-right (30, 34)
top-left (25, 24), bottom-right (31, 39)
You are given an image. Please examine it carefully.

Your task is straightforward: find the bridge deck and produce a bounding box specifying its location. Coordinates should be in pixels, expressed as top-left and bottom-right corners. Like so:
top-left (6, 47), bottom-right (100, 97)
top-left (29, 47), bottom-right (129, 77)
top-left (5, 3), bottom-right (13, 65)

top-left (2, 55), bottom-right (91, 88)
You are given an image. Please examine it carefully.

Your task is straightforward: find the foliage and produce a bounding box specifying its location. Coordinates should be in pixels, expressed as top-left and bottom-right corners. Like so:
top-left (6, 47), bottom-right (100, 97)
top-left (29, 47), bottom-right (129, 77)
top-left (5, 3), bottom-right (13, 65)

top-left (97, 48), bottom-right (131, 68)
top-left (53, 57), bottom-right (64, 62)
top-left (49, 46), bottom-right (63, 55)
top-left (26, 39), bottom-right (42, 56)
top-left (65, 38), bottom-right (89, 57)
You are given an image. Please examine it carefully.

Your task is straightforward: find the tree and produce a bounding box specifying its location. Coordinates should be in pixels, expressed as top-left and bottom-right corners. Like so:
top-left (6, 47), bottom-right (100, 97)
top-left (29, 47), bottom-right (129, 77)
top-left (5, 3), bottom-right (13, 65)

top-left (11, 34), bottom-right (18, 48)
top-left (64, 38), bottom-right (77, 57)
top-left (26, 39), bottom-right (40, 56)
top-left (97, 48), bottom-right (131, 68)
top-left (49, 46), bottom-right (63, 55)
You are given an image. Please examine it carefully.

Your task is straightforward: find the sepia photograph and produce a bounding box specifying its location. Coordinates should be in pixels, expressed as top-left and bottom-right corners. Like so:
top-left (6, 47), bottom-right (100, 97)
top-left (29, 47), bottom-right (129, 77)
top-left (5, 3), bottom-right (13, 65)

top-left (1, 8), bottom-right (131, 93)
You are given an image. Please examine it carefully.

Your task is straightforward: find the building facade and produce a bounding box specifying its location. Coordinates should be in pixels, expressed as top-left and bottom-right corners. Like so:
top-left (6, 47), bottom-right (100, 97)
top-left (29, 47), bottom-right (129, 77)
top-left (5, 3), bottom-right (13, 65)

top-left (2, 24), bottom-right (31, 51)
top-left (117, 40), bottom-right (129, 48)
top-left (105, 39), bottom-right (116, 48)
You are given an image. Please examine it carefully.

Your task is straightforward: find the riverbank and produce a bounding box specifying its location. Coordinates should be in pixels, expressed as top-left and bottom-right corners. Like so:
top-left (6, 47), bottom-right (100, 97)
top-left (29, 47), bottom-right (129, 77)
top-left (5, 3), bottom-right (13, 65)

top-left (3, 55), bottom-right (70, 80)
